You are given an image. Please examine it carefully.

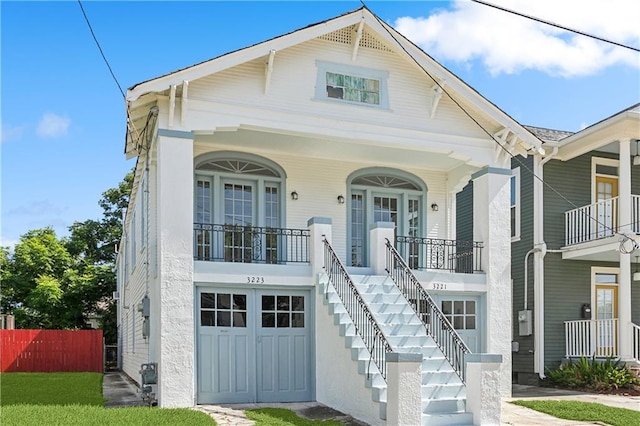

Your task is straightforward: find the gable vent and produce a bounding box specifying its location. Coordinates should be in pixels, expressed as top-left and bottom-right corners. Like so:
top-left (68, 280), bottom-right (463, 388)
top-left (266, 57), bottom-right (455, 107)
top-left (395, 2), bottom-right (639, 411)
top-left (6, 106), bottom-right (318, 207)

top-left (317, 26), bottom-right (394, 52)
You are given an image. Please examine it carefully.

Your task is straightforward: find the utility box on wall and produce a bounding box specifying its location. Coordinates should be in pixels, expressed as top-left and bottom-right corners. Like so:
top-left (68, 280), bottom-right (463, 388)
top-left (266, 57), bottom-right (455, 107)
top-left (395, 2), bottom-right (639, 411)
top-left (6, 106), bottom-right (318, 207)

top-left (518, 310), bottom-right (532, 336)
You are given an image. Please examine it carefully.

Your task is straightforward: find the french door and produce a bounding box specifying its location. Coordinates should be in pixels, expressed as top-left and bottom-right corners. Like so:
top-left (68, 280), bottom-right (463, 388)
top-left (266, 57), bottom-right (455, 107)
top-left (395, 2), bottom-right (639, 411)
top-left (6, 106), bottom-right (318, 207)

top-left (595, 175), bottom-right (618, 238)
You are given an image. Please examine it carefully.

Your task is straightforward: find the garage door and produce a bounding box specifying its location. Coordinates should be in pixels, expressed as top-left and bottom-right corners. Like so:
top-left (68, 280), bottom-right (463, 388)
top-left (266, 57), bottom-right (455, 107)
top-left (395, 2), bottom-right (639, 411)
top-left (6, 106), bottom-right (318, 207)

top-left (197, 288), bottom-right (312, 404)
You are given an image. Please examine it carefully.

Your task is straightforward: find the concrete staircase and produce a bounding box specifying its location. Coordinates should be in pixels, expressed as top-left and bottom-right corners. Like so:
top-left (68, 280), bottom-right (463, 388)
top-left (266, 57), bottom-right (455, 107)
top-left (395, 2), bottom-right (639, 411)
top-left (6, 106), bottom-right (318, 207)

top-left (320, 273), bottom-right (473, 425)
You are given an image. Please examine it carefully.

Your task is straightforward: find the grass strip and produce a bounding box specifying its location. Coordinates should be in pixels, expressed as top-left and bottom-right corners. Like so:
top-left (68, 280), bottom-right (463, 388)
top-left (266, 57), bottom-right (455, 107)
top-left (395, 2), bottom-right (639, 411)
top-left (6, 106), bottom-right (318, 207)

top-left (512, 400), bottom-right (640, 426)
top-left (1, 405), bottom-right (216, 426)
top-left (246, 407), bottom-right (342, 426)
top-left (0, 372), bottom-right (105, 406)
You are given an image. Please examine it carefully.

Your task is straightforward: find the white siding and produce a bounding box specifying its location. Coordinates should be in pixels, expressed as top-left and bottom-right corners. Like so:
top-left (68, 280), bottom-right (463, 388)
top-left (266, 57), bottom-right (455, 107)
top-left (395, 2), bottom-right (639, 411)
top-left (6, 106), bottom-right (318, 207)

top-left (185, 37), bottom-right (491, 144)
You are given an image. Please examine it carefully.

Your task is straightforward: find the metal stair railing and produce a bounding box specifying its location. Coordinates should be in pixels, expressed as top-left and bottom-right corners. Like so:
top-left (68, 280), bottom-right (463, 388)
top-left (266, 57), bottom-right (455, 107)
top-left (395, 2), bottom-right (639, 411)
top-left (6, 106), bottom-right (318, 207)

top-left (323, 238), bottom-right (393, 380)
top-left (385, 238), bottom-right (470, 383)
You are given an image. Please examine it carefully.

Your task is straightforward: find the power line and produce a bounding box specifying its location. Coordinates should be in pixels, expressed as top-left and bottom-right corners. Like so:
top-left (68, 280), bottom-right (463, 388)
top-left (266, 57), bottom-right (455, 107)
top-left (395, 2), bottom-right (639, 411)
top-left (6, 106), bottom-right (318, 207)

top-left (77, 0), bottom-right (126, 98)
top-left (362, 3), bottom-right (637, 252)
top-left (471, 0), bottom-right (640, 53)
top-left (77, 1), bottom-right (142, 149)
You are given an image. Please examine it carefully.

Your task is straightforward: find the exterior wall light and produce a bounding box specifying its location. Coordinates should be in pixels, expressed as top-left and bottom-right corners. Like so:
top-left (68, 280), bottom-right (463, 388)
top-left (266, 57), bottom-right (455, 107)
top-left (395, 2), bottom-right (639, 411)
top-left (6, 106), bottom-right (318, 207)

top-left (634, 256), bottom-right (640, 281)
top-left (337, 195), bottom-right (345, 204)
top-left (291, 191), bottom-right (299, 200)
top-left (431, 203), bottom-right (439, 212)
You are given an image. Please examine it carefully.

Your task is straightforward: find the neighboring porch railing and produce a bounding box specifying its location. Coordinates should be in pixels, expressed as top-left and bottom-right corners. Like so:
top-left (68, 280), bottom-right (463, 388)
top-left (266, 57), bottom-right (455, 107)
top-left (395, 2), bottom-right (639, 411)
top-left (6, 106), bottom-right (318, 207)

top-left (633, 323), bottom-right (640, 362)
top-left (564, 197), bottom-right (619, 246)
top-left (395, 236), bottom-right (483, 273)
top-left (193, 223), bottom-right (310, 264)
top-left (323, 238), bottom-right (393, 380)
top-left (565, 319), bottom-right (619, 358)
top-left (385, 239), bottom-right (470, 383)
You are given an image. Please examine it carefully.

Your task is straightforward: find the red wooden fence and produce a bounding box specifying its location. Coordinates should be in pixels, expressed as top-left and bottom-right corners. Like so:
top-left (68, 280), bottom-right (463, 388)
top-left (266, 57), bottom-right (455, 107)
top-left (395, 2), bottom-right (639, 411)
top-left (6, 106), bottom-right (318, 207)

top-left (0, 329), bottom-right (103, 372)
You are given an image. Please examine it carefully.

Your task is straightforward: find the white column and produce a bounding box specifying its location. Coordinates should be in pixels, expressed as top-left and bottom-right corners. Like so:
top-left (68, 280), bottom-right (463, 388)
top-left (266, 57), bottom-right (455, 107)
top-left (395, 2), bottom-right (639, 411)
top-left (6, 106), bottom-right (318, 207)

top-left (386, 352), bottom-right (423, 426)
top-left (472, 167), bottom-right (512, 397)
top-left (369, 222), bottom-right (395, 275)
top-left (308, 217), bottom-right (332, 278)
top-left (618, 139), bottom-right (633, 361)
top-left (465, 354), bottom-right (503, 426)
top-left (156, 130), bottom-right (194, 407)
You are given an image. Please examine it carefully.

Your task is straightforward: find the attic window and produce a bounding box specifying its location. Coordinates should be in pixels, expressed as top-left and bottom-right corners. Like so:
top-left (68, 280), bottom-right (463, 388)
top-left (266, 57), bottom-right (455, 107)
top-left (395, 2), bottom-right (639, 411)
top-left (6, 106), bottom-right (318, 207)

top-left (326, 72), bottom-right (380, 105)
top-left (315, 61), bottom-right (389, 109)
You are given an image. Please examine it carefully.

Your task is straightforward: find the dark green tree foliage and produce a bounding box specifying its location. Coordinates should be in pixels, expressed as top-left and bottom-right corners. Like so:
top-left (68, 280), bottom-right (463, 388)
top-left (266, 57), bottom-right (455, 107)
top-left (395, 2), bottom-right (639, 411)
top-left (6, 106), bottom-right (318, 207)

top-left (1, 170), bottom-right (133, 342)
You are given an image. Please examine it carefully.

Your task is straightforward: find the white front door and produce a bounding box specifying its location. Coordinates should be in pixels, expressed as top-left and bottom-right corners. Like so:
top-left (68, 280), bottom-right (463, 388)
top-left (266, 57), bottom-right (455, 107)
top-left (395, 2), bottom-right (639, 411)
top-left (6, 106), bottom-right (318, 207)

top-left (438, 296), bottom-right (481, 353)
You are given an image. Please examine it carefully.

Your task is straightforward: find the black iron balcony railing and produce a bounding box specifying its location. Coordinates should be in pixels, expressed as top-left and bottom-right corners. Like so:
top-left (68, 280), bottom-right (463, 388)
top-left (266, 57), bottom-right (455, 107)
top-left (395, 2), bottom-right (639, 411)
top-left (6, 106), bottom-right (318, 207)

top-left (323, 238), bottom-right (393, 380)
top-left (193, 223), bottom-right (310, 264)
top-left (395, 236), bottom-right (483, 273)
top-left (385, 238), bottom-right (470, 383)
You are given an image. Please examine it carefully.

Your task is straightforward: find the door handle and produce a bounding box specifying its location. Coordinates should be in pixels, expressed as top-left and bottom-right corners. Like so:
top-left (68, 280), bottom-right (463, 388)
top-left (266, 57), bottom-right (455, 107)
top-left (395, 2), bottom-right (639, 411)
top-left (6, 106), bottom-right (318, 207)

top-left (257, 336), bottom-right (262, 343)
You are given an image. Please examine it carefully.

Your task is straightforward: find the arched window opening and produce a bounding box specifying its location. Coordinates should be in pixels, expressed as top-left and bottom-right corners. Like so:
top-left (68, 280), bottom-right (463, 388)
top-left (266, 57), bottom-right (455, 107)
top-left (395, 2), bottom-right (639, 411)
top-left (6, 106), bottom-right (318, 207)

top-left (347, 169), bottom-right (426, 267)
top-left (194, 153), bottom-right (288, 264)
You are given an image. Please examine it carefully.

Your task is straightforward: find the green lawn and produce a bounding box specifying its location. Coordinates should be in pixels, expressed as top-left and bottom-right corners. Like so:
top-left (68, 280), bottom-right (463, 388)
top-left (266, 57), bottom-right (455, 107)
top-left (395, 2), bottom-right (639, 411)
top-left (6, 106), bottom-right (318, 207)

top-left (1, 372), bottom-right (105, 406)
top-left (246, 408), bottom-right (343, 426)
top-left (513, 400), bottom-right (640, 426)
top-left (0, 372), bottom-right (215, 426)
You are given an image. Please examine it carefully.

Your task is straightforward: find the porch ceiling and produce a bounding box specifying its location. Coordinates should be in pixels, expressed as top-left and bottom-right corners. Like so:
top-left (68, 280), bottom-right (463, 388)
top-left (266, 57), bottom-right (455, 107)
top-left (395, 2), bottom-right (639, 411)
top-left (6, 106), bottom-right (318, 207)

top-left (193, 128), bottom-right (479, 172)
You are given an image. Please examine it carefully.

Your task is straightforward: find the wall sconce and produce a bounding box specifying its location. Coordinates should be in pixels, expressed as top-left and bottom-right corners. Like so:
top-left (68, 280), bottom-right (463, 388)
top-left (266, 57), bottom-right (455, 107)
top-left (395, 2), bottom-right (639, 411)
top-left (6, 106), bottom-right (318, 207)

top-left (337, 195), bottom-right (345, 204)
top-left (431, 203), bottom-right (439, 212)
top-left (634, 140), bottom-right (640, 166)
top-left (634, 256), bottom-right (640, 281)
top-left (290, 191), bottom-right (298, 200)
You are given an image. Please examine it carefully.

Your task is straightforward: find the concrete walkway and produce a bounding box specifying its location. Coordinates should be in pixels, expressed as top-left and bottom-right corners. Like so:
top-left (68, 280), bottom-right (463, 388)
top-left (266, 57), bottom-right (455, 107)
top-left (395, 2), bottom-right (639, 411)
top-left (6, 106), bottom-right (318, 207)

top-left (103, 371), bottom-right (640, 425)
top-left (502, 384), bottom-right (640, 426)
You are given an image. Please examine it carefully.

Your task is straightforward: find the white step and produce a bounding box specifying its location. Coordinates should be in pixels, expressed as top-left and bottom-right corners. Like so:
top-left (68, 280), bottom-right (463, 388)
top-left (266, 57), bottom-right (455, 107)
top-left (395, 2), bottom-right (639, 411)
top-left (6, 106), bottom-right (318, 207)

top-left (320, 273), bottom-right (472, 425)
top-left (422, 412), bottom-right (473, 426)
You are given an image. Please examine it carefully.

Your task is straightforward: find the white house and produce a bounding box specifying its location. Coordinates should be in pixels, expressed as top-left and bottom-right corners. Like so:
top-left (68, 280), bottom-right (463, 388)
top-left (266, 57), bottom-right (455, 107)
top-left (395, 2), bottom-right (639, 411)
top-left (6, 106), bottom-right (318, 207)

top-left (116, 7), bottom-right (543, 425)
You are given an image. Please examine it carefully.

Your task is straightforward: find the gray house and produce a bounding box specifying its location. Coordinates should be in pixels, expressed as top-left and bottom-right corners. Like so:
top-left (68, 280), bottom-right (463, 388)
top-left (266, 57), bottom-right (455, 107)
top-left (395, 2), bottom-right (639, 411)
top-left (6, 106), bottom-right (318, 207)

top-left (510, 104), bottom-right (640, 384)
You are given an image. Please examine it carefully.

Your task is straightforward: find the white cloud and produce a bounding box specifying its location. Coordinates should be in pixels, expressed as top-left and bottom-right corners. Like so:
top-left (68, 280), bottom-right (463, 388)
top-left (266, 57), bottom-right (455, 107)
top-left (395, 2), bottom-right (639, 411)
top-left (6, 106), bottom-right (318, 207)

top-left (1, 123), bottom-right (27, 143)
top-left (394, 0), bottom-right (640, 77)
top-left (36, 112), bottom-right (70, 139)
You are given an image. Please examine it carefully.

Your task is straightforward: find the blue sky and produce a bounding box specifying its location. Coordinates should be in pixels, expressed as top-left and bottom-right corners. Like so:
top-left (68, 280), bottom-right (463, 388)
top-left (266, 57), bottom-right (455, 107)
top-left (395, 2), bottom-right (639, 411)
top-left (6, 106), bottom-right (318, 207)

top-left (2, 1), bottom-right (639, 248)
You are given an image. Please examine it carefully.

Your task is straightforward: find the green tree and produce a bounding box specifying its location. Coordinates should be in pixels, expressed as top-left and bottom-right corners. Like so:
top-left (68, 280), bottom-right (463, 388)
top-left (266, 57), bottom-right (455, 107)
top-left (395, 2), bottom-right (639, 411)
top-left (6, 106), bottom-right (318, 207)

top-left (1, 170), bottom-right (134, 340)
top-left (65, 170), bottom-right (133, 342)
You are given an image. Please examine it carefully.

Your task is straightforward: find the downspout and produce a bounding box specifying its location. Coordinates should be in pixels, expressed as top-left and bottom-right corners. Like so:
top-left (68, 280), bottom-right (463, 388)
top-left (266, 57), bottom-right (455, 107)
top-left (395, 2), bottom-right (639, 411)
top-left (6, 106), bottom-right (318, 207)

top-left (534, 145), bottom-right (558, 379)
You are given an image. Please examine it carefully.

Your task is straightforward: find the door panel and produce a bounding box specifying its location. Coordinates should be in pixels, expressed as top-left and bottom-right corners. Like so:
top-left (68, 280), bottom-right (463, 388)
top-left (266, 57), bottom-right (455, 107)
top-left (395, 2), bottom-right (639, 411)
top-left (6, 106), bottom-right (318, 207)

top-left (257, 291), bottom-right (311, 402)
top-left (197, 290), bottom-right (253, 403)
top-left (595, 284), bottom-right (618, 356)
top-left (438, 297), bottom-right (481, 353)
top-left (595, 176), bottom-right (618, 238)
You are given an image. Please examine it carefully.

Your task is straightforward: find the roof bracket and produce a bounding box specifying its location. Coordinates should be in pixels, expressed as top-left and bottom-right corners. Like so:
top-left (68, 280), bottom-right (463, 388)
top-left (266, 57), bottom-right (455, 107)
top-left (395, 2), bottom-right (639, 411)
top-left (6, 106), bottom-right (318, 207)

top-left (168, 85), bottom-right (176, 128)
top-left (494, 128), bottom-right (510, 163)
top-left (264, 50), bottom-right (276, 95)
top-left (181, 80), bottom-right (189, 127)
top-left (351, 19), bottom-right (365, 62)
top-left (430, 79), bottom-right (445, 118)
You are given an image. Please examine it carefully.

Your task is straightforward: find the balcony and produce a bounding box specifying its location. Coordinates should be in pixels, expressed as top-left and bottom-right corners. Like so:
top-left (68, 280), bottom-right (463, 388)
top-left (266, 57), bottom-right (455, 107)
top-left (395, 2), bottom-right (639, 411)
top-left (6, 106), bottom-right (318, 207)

top-left (395, 236), bottom-right (483, 273)
top-left (193, 223), bottom-right (310, 264)
top-left (564, 195), bottom-right (640, 246)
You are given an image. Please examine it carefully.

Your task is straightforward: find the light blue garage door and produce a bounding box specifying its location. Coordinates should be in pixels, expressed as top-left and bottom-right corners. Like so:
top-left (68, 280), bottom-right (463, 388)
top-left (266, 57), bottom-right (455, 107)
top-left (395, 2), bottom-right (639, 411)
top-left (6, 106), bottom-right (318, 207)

top-left (197, 288), bottom-right (312, 404)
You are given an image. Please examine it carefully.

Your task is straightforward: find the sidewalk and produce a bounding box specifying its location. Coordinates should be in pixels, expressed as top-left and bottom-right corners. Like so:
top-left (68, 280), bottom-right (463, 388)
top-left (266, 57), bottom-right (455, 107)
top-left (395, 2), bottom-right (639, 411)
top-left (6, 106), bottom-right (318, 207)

top-left (103, 370), bottom-right (640, 425)
top-left (501, 384), bottom-right (640, 425)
